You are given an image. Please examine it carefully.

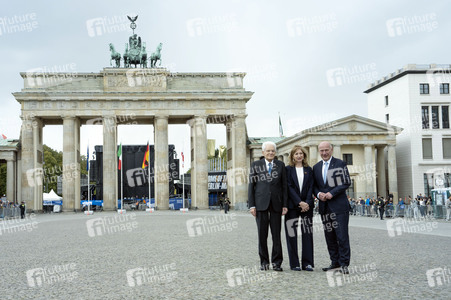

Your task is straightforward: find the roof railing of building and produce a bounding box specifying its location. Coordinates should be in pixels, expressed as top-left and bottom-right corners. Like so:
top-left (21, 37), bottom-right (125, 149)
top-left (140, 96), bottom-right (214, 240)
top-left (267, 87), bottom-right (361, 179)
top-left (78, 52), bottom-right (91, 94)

top-left (366, 64), bottom-right (451, 90)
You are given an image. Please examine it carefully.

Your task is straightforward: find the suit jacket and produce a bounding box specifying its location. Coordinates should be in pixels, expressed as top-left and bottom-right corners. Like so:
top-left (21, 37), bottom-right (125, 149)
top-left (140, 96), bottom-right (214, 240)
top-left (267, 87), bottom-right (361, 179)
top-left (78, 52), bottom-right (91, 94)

top-left (286, 165), bottom-right (314, 210)
top-left (248, 159), bottom-right (288, 212)
top-left (313, 157), bottom-right (351, 214)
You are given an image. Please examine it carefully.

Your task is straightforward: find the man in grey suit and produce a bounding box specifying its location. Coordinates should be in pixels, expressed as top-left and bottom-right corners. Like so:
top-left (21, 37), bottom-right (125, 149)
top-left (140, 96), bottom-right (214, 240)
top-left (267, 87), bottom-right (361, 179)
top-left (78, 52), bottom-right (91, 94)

top-left (248, 141), bottom-right (288, 271)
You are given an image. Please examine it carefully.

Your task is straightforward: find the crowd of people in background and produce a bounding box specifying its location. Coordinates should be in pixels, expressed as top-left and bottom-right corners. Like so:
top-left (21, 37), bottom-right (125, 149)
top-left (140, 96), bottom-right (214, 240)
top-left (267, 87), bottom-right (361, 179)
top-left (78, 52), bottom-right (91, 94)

top-left (309, 193), bottom-right (451, 221)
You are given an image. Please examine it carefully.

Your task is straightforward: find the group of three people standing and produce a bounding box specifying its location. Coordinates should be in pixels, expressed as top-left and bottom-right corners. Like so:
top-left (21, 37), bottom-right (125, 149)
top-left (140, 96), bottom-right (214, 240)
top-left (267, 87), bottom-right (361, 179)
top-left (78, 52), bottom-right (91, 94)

top-left (248, 141), bottom-right (351, 274)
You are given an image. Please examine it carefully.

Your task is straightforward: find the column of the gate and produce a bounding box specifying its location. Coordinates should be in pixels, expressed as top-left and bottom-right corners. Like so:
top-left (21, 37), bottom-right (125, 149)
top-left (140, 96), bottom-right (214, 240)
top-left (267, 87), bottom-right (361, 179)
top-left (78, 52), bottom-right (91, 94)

top-left (154, 115), bottom-right (169, 209)
top-left (62, 116), bottom-right (80, 211)
top-left (6, 155), bottom-right (16, 204)
top-left (226, 115), bottom-right (248, 210)
top-left (193, 115), bottom-right (208, 209)
top-left (20, 117), bottom-right (34, 211)
top-left (103, 115), bottom-right (117, 210)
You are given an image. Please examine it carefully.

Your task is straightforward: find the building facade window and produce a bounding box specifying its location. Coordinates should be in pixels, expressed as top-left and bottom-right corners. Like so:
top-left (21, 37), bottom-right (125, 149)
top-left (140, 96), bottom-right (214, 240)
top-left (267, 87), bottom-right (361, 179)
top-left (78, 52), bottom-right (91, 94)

top-left (443, 138), bottom-right (451, 159)
top-left (423, 174), bottom-right (433, 197)
top-left (443, 106), bottom-right (450, 129)
top-left (420, 83), bottom-right (430, 94)
top-left (422, 138), bottom-right (433, 159)
top-left (385, 95), bottom-right (389, 106)
top-left (432, 106), bottom-right (440, 129)
top-left (422, 105), bottom-right (449, 129)
top-left (343, 153), bottom-right (353, 165)
top-left (422, 106), bottom-right (429, 129)
top-left (348, 178), bottom-right (355, 199)
top-left (440, 83), bottom-right (450, 94)
top-left (385, 113), bottom-right (389, 123)
top-left (445, 173), bottom-right (451, 188)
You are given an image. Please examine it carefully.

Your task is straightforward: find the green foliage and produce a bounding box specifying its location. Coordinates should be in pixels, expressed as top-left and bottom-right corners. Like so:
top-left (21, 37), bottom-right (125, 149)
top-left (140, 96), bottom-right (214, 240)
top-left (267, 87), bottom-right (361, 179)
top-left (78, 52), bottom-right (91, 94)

top-left (0, 144), bottom-right (88, 196)
top-left (43, 145), bottom-right (63, 193)
top-left (42, 145), bottom-right (87, 193)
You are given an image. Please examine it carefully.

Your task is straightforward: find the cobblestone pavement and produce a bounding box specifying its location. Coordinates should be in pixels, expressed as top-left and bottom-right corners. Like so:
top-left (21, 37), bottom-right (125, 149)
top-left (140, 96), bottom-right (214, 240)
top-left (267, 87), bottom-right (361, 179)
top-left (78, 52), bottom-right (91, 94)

top-left (1, 210), bottom-right (450, 300)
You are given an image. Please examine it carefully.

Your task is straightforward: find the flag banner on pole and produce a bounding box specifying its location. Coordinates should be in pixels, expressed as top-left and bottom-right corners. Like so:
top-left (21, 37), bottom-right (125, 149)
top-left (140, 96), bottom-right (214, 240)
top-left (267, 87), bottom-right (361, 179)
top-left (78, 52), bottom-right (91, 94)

top-left (207, 139), bottom-right (215, 157)
top-left (279, 114), bottom-right (284, 137)
top-left (87, 145), bottom-right (89, 171)
top-left (0, 133), bottom-right (6, 140)
top-left (181, 152), bottom-right (184, 168)
top-left (118, 143), bottom-right (122, 170)
top-left (142, 141), bottom-right (150, 169)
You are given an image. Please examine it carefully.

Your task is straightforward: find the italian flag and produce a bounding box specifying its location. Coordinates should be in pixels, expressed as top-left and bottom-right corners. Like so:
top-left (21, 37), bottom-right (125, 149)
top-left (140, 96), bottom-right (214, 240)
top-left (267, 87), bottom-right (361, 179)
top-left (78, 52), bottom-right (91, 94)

top-left (118, 142), bottom-right (122, 170)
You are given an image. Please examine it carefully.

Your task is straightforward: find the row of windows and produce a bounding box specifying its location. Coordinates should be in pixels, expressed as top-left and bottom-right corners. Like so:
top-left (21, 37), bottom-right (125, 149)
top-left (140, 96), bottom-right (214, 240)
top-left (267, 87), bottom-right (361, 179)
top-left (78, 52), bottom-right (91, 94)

top-left (422, 138), bottom-right (451, 159)
top-left (420, 83), bottom-right (450, 94)
top-left (421, 105), bottom-right (450, 129)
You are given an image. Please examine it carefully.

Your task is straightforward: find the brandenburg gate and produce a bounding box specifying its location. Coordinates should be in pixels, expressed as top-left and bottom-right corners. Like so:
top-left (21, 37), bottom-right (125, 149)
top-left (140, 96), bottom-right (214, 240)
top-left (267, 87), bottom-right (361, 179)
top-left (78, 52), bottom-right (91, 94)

top-left (13, 68), bottom-right (252, 211)
top-left (12, 16), bottom-right (252, 212)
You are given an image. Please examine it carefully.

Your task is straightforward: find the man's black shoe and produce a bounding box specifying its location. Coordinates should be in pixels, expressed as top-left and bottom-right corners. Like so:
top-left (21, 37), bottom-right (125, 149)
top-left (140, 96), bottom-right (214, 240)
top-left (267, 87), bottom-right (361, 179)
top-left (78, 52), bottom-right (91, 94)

top-left (322, 264), bottom-right (340, 272)
top-left (339, 266), bottom-right (349, 274)
top-left (273, 265), bottom-right (283, 271)
top-left (260, 264), bottom-right (270, 271)
top-left (303, 265), bottom-right (314, 272)
top-left (290, 267), bottom-right (302, 271)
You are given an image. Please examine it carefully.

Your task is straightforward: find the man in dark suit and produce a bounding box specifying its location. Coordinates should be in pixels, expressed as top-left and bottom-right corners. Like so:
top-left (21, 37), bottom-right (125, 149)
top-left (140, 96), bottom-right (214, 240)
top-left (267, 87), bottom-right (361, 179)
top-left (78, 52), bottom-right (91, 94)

top-left (313, 141), bottom-right (351, 274)
top-left (248, 141), bottom-right (288, 271)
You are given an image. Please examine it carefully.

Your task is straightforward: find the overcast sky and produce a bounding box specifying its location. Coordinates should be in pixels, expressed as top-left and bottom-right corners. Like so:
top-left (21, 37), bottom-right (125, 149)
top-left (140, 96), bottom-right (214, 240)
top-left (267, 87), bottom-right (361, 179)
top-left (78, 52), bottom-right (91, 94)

top-left (1, 0), bottom-right (450, 169)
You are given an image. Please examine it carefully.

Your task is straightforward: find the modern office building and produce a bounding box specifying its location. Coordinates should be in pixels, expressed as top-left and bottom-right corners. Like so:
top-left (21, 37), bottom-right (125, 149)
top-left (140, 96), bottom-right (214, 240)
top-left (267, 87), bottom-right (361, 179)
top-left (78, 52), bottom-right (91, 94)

top-left (365, 64), bottom-right (451, 199)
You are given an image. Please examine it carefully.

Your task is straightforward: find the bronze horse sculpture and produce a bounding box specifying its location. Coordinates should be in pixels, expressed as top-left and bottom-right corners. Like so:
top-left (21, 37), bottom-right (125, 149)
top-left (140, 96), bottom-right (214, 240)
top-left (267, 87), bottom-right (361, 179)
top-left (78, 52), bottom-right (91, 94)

top-left (150, 43), bottom-right (163, 68)
top-left (109, 43), bottom-right (121, 68)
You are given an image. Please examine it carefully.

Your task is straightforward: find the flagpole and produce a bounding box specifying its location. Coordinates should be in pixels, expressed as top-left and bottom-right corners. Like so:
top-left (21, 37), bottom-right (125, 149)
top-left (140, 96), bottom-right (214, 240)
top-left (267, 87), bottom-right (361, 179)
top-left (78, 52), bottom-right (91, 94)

top-left (87, 141), bottom-right (90, 211)
top-left (121, 142), bottom-right (123, 213)
top-left (148, 142), bottom-right (151, 209)
top-left (182, 153), bottom-right (185, 210)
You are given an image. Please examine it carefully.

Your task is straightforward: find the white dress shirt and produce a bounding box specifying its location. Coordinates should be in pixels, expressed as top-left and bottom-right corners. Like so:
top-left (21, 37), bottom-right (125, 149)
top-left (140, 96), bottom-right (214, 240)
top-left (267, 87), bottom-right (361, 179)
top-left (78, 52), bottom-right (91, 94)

top-left (295, 167), bottom-right (304, 195)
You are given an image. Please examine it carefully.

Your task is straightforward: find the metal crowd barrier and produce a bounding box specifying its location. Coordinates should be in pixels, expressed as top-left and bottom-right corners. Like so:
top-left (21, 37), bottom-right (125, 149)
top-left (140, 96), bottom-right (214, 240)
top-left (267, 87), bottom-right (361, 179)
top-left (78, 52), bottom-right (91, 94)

top-left (0, 207), bottom-right (21, 219)
top-left (349, 204), bottom-right (450, 219)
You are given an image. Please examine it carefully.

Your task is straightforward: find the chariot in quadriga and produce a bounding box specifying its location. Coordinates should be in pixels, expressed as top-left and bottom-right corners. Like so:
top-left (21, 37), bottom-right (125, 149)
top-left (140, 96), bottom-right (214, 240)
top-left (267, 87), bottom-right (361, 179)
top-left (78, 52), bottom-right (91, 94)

top-left (108, 15), bottom-right (162, 68)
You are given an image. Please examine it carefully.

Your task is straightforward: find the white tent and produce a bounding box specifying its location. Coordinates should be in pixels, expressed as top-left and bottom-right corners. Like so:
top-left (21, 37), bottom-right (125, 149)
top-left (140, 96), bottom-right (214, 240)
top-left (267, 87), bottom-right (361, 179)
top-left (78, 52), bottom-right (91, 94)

top-left (43, 189), bottom-right (63, 201)
top-left (43, 189), bottom-right (63, 207)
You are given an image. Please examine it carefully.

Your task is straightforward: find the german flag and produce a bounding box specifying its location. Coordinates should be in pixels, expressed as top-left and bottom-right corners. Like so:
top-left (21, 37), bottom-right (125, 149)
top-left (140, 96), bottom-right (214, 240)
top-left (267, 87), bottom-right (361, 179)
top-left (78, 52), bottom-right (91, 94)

top-left (142, 141), bottom-right (150, 169)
